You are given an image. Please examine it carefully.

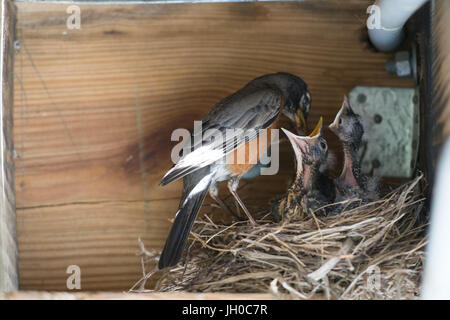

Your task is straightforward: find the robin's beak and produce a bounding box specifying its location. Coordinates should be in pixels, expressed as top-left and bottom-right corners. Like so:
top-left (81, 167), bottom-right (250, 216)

top-left (295, 109), bottom-right (308, 135)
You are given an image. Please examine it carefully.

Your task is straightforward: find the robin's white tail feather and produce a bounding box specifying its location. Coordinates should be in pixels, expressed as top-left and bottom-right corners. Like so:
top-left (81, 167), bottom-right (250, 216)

top-left (160, 146), bottom-right (223, 186)
top-left (158, 167), bottom-right (213, 269)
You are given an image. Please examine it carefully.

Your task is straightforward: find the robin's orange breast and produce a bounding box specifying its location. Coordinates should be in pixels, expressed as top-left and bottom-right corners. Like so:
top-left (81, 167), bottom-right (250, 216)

top-left (225, 127), bottom-right (275, 175)
top-left (225, 102), bottom-right (284, 176)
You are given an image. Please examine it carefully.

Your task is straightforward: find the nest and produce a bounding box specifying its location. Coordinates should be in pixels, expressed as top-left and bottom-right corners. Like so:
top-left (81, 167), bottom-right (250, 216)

top-left (132, 175), bottom-right (427, 299)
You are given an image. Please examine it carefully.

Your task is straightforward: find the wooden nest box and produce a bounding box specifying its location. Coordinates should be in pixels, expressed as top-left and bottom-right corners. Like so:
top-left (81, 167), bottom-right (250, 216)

top-left (0, 0), bottom-right (447, 299)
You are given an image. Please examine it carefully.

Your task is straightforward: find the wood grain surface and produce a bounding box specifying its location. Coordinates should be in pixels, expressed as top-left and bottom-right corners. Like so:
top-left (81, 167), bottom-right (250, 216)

top-left (13, 1), bottom-right (412, 291)
top-left (0, 0), bottom-right (18, 292)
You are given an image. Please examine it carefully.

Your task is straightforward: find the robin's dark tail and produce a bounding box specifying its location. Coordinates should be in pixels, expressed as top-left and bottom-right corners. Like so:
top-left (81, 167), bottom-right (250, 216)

top-left (158, 167), bottom-right (213, 269)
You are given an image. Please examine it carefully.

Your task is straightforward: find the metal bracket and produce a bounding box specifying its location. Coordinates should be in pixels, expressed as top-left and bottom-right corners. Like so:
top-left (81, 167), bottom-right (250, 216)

top-left (349, 86), bottom-right (420, 179)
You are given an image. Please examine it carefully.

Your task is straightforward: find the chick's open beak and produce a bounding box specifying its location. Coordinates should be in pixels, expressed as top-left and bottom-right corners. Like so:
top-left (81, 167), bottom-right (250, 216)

top-left (329, 104), bottom-right (344, 134)
top-left (281, 128), bottom-right (307, 155)
top-left (309, 117), bottom-right (323, 138)
top-left (329, 96), bottom-right (349, 134)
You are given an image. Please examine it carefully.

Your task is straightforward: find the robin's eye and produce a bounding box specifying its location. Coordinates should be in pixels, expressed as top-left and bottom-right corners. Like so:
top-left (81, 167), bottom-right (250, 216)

top-left (338, 118), bottom-right (343, 126)
top-left (303, 96), bottom-right (309, 106)
top-left (320, 141), bottom-right (327, 150)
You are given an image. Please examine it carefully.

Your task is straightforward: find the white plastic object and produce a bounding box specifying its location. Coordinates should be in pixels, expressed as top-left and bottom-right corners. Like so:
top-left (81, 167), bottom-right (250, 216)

top-left (367, 0), bottom-right (428, 52)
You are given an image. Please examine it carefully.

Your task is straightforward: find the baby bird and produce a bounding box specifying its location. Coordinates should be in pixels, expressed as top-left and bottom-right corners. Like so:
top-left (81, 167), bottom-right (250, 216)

top-left (328, 96), bottom-right (379, 207)
top-left (272, 118), bottom-right (333, 221)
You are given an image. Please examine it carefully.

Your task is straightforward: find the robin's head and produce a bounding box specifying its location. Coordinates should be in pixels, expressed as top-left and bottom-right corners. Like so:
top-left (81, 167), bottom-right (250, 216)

top-left (329, 96), bottom-right (364, 150)
top-left (254, 72), bottom-right (310, 134)
top-left (277, 73), bottom-right (311, 135)
top-left (282, 117), bottom-right (328, 173)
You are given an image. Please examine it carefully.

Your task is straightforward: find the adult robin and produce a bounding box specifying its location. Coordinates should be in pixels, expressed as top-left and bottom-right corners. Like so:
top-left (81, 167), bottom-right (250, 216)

top-left (328, 96), bottom-right (379, 206)
top-left (158, 72), bottom-right (311, 269)
top-left (272, 118), bottom-right (333, 220)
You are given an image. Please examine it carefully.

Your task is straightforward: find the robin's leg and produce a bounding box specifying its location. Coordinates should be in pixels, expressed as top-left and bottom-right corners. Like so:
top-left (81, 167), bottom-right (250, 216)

top-left (209, 182), bottom-right (239, 219)
top-left (227, 177), bottom-right (257, 226)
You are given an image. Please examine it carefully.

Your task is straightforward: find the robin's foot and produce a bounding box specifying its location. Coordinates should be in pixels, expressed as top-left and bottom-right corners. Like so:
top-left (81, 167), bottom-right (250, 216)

top-left (209, 191), bottom-right (240, 220)
top-left (227, 181), bottom-right (257, 226)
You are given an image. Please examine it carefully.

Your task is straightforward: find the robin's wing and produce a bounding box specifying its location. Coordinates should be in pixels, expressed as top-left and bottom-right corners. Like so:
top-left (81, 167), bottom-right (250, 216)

top-left (160, 87), bottom-right (282, 186)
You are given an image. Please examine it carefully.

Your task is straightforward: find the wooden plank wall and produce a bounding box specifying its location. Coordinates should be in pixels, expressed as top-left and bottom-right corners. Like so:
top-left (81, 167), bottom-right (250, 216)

top-left (13, 1), bottom-right (412, 291)
top-left (0, 0), bottom-right (18, 292)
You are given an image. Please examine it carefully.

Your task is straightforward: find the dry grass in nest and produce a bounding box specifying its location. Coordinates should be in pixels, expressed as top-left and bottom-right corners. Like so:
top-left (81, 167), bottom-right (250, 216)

top-left (132, 175), bottom-right (428, 299)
